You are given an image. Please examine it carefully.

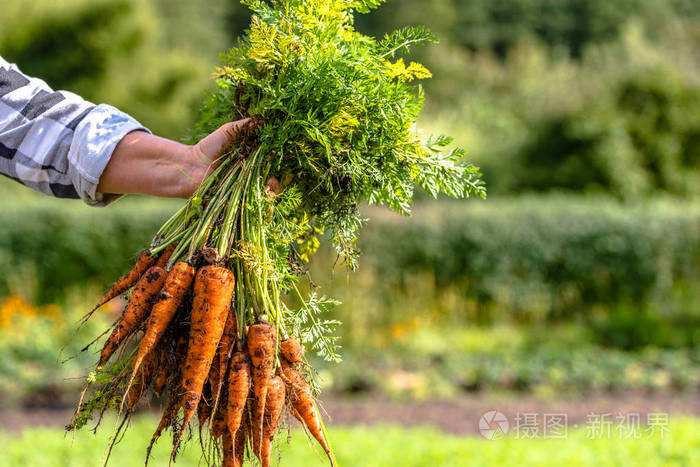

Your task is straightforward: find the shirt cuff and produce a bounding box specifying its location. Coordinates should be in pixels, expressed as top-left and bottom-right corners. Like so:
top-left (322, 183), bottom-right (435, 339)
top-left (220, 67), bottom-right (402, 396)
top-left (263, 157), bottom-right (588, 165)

top-left (68, 104), bottom-right (150, 206)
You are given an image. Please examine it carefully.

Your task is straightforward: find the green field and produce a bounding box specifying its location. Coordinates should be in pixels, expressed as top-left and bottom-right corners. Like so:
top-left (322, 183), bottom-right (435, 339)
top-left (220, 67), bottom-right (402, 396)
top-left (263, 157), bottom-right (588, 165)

top-left (1, 417), bottom-right (699, 467)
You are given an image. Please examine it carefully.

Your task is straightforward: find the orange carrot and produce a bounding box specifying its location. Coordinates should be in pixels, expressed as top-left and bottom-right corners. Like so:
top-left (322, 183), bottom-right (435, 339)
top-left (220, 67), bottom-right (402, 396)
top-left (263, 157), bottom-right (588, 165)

top-left (125, 262), bottom-right (195, 394)
top-left (235, 425), bottom-right (246, 466)
top-left (223, 428), bottom-right (246, 467)
top-left (154, 244), bottom-right (176, 269)
top-left (210, 310), bottom-right (238, 418)
top-left (253, 375), bottom-right (285, 467)
top-left (153, 363), bottom-right (169, 397)
top-left (280, 337), bottom-right (304, 364)
top-left (280, 357), bottom-right (333, 465)
top-left (197, 381), bottom-right (213, 427)
top-left (217, 312), bottom-right (238, 390)
top-left (246, 321), bottom-right (276, 453)
top-left (147, 390), bottom-right (180, 465)
top-left (89, 249), bottom-right (155, 314)
top-left (146, 332), bottom-right (190, 465)
top-left (223, 430), bottom-right (236, 467)
top-left (226, 350), bottom-right (250, 440)
top-left (124, 347), bottom-right (158, 412)
top-left (174, 265), bottom-right (235, 454)
top-left (98, 267), bottom-right (166, 366)
top-left (209, 347), bottom-right (222, 404)
top-left (211, 391), bottom-right (228, 439)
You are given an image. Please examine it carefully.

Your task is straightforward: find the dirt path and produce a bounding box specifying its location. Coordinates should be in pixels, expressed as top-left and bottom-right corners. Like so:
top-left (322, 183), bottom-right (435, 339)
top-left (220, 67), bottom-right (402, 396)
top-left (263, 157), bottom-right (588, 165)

top-left (321, 392), bottom-right (700, 435)
top-left (2, 392), bottom-right (698, 435)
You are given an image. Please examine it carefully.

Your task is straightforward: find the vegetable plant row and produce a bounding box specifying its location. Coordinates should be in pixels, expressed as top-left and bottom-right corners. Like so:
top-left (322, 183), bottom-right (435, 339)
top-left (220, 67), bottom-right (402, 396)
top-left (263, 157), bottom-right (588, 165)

top-left (68, 1), bottom-right (484, 466)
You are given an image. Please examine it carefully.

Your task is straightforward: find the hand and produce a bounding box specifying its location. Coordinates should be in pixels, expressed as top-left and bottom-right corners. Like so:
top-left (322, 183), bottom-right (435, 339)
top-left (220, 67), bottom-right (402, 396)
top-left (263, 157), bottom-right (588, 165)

top-left (196, 118), bottom-right (282, 195)
top-left (98, 118), bottom-right (259, 198)
top-left (190, 118), bottom-right (260, 180)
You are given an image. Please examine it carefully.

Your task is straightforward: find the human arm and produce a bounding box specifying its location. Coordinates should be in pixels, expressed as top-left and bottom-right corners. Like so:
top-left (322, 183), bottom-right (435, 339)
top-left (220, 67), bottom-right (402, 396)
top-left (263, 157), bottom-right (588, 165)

top-left (97, 119), bottom-right (257, 198)
top-left (0, 56), bottom-right (254, 204)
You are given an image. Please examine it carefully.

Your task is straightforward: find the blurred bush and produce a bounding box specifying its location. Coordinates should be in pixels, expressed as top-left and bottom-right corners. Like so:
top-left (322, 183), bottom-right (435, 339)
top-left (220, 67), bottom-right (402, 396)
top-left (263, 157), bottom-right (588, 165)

top-left (353, 197), bottom-right (700, 322)
top-left (0, 199), bottom-right (177, 304)
top-left (420, 22), bottom-right (700, 198)
top-left (318, 324), bottom-right (700, 398)
top-left (1, 197), bottom-right (696, 335)
top-left (352, 0), bottom-right (700, 58)
top-left (1, 298), bottom-right (696, 404)
top-left (151, 0), bottom-right (229, 61)
top-left (515, 66), bottom-right (700, 198)
top-left (0, 0), bottom-right (228, 139)
top-left (0, 293), bottom-right (109, 408)
top-left (590, 301), bottom-right (700, 351)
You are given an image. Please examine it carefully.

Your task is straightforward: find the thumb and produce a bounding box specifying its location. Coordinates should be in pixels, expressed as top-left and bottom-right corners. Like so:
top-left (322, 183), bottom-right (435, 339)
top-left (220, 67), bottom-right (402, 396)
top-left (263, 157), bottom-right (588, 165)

top-left (196, 118), bottom-right (258, 159)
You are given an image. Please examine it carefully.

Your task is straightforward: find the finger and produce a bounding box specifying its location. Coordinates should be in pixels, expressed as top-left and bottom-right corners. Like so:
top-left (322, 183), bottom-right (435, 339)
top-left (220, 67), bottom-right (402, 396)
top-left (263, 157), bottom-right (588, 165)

top-left (221, 118), bottom-right (261, 143)
top-left (197, 118), bottom-right (258, 158)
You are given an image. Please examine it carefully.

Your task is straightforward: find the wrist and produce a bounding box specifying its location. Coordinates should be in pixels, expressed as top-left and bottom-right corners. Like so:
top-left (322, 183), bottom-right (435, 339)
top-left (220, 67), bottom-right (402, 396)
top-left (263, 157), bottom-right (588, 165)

top-left (178, 145), bottom-right (210, 196)
top-left (150, 139), bottom-right (209, 198)
top-left (99, 132), bottom-right (207, 198)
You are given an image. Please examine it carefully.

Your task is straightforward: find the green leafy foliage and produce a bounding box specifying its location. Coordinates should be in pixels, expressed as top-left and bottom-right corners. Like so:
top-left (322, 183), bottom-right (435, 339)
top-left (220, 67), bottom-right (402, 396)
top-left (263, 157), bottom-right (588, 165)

top-left (378, 26), bottom-right (438, 57)
top-left (286, 293), bottom-right (343, 362)
top-left (156, 0), bottom-right (484, 355)
top-left (195, 1), bottom-right (484, 232)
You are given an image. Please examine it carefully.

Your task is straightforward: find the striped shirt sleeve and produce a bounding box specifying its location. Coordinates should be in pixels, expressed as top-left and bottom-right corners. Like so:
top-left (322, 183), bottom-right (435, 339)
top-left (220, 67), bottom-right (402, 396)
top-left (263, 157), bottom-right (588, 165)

top-left (0, 56), bottom-right (149, 206)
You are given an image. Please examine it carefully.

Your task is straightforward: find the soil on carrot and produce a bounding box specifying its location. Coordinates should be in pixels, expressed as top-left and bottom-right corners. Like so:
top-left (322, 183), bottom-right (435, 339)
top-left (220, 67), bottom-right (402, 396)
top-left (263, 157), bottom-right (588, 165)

top-left (2, 393), bottom-right (698, 435)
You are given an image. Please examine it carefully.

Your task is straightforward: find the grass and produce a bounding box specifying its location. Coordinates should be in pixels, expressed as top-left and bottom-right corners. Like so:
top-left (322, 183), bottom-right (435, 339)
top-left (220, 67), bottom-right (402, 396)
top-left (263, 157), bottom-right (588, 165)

top-left (1, 416), bottom-right (699, 466)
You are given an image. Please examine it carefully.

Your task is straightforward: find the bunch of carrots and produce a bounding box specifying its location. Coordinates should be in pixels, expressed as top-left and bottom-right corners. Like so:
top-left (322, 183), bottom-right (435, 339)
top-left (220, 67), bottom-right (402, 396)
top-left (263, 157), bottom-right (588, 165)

top-left (68, 1), bottom-right (484, 465)
top-left (70, 247), bottom-right (332, 466)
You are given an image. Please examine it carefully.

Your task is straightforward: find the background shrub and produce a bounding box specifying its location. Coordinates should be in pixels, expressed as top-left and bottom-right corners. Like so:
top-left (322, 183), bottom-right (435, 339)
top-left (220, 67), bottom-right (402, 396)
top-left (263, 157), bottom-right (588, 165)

top-left (0, 199), bottom-right (174, 304)
top-left (514, 68), bottom-right (700, 197)
top-left (357, 197), bottom-right (700, 320)
top-left (1, 197), bottom-right (697, 331)
top-left (0, 0), bottom-right (228, 138)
